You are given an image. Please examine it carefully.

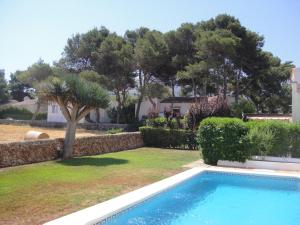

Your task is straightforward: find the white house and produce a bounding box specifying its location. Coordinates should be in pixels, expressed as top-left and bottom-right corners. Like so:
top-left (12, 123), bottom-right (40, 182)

top-left (136, 96), bottom-right (235, 120)
top-left (47, 102), bottom-right (112, 123)
top-left (291, 67), bottom-right (300, 122)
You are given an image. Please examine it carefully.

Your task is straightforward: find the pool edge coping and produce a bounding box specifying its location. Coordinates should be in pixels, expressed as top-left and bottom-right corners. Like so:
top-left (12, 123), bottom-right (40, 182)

top-left (44, 167), bottom-right (300, 225)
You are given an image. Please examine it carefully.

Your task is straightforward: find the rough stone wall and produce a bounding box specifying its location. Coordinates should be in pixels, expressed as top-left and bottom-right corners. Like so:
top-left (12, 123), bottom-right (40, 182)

top-left (0, 132), bottom-right (143, 168)
top-left (73, 132), bottom-right (144, 156)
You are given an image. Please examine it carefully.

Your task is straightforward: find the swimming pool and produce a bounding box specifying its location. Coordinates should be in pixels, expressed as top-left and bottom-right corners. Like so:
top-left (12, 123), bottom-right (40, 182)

top-left (99, 171), bottom-right (300, 225)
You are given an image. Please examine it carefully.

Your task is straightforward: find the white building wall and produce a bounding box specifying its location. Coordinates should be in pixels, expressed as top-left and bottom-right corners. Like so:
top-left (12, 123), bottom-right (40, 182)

top-left (47, 102), bottom-right (98, 123)
top-left (292, 68), bottom-right (300, 122)
top-left (89, 108), bottom-right (111, 123)
top-left (137, 99), bottom-right (192, 120)
top-left (159, 102), bottom-right (191, 116)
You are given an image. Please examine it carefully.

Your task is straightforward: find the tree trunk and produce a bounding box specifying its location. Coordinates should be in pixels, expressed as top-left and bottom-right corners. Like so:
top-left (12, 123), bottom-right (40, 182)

top-left (171, 79), bottom-right (175, 97)
top-left (135, 97), bottom-right (142, 121)
top-left (31, 100), bottom-right (41, 121)
top-left (115, 92), bottom-right (122, 124)
top-left (116, 106), bottom-right (120, 124)
top-left (223, 74), bottom-right (227, 100)
top-left (235, 69), bottom-right (241, 104)
top-left (96, 108), bottom-right (100, 123)
top-left (63, 121), bottom-right (77, 159)
top-left (148, 97), bottom-right (156, 111)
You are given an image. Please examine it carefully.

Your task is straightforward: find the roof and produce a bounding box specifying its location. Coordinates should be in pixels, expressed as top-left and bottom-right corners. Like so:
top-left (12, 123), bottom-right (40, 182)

top-left (160, 96), bottom-right (208, 103)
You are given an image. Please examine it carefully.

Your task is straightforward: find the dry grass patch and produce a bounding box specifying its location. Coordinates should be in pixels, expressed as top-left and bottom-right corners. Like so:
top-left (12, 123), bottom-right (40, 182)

top-left (0, 124), bottom-right (104, 142)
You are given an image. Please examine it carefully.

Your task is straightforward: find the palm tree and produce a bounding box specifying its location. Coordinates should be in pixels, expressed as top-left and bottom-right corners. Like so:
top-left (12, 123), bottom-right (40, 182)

top-left (39, 75), bottom-right (110, 159)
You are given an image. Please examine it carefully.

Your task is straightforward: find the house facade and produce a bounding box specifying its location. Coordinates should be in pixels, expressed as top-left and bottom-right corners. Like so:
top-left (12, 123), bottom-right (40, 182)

top-left (136, 96), bottom-right (235, 120)
top-left (291, 67), bottom-right (300, 122)
top-left (47, 102), bottom-right (111, 123)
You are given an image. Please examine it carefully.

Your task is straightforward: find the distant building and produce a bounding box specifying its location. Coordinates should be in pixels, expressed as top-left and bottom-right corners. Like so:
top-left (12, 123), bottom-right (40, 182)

top-left (291, 68), bottom-right (300, 122)
top-left (47, 102), bottom-right (113, 123)
top-left (136, 96), bottom-right (234, 120)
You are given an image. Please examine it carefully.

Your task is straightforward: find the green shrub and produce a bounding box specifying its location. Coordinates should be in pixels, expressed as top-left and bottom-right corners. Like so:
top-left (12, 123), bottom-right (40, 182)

top-left (247, 126), bottom-right (275, 156)
top-left (106, 128), bottom-right (124, 134)
top-left (139, 126), bottom-right (197, 149)
top-left (0, 107), bottom-right (33, 120)
top-left (107, 103), bottom-right (135, 124)
top-left (146, 117), bottom-right (167, 128)
top-left (197, 117), bottom-right (250, 165)
top-left (289, 123), bottom-right (300, 158)
top-left (0, 107), bottom-right (47, 120)
top-left (35, 112), bottom-right (47, 120)
top-left (247, 120), bottom-right (290, 157)
top-left (230, 99), bottom-right (256, 118)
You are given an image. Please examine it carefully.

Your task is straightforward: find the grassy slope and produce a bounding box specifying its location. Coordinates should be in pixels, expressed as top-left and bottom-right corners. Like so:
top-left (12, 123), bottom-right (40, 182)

top-left (0, 148), bottom-right (200, 225)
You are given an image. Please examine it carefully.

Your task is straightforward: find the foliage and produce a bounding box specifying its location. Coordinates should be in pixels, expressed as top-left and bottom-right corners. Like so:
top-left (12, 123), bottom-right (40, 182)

top-left (289, 123), bottom-right (300, 158)
top-left (0, 70), bottom-right (9, 103)
top-left (55, 14), bottom-right (294, 118)
top-left (247, 126), bottom-right (275, 156)
top-left (8, 71), bottom-right (32, 101)
top-left (230, 99), bottom-right (256, 118)
top-left (39, 74), bottom-right (110, 158)
top-left (146, 117), bottom-right (167, 128)
top-left (197, 117), bottom-right (250, 165)
top-left (0, 107), bottom-right (46, 120)
top-left (106, 128), bottom-right (124, 134)
top-left (187, 96), bottom-right (230, 130)
top-left (246, 120), bottom-right (290, 157)
top-left (107, 103), bottom-right (135, 124)
top-left (139, 126), bottom-right (197, 149)
top-left (17, 59), bottom-right (53, 88)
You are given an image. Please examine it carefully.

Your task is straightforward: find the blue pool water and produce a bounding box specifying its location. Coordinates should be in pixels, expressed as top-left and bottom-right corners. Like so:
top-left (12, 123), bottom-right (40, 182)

top-left (100, 171), bottom-right (300, 225)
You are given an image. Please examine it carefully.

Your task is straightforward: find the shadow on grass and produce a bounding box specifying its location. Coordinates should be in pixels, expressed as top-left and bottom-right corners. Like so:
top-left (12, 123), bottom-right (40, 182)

top-left (57, 157), bottom-right (129, 167)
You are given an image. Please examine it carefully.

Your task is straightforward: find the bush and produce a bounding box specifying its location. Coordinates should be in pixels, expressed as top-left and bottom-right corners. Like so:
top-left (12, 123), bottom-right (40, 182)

top-left (289, 123), bottom-right (300, 158)
top-left (187, 96), bottom-right (230, 130)
top-left (107, 103), bottom-right (135, 124)
top-left (0, 107), bottom-right (47, 120)
top-left (106, 128), bottom-right (124, 134)
top-left (0, 107), bottom-right (33, 120)
top-left (246, 120), bottom-right (290, 157)
top-left (139, 126), bottom-right (197, 149)
top-left (35, 112), bottom-right (47, 120)
top-left (247, 126), bottom-right (275, 156)
top-left (197, 117), bottom-right (250, 165)
top-left (146, 117), bottom-right (167, 128)
top-left (230, 99), bottom-right (256, 118)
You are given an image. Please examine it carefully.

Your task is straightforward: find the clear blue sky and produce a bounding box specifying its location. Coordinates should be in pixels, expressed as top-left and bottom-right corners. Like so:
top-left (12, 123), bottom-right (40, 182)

top-left (1, 0), bottom-right (299, 79)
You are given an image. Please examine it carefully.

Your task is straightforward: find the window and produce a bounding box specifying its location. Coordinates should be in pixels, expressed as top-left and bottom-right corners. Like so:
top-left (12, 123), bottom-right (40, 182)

top-left (172, 107), bottom-right (181, 117)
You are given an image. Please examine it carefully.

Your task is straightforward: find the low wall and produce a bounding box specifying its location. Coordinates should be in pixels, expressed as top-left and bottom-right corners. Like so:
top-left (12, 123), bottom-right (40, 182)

top-left (218, 158), bottom-right (300, 171)
top-left (0, 132), bottom-right (143, 168)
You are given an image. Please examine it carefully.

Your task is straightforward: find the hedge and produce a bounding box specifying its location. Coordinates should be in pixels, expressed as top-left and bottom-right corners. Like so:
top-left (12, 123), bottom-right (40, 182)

top-left (246, 120), bottom-right (290, 157)
top-left (197, 118), bottom-right (300, 165)
top-left (0, 107), bottom-right (47, 120)
top-left (197, 117), bottom-right (250, 165)
top-left (139, 126), bottom-right (196, 149)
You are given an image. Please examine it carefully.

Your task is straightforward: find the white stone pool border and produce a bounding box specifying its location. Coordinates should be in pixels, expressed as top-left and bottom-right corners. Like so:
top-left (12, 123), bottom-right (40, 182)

top-left (44, 167), bottom-right (300, 225)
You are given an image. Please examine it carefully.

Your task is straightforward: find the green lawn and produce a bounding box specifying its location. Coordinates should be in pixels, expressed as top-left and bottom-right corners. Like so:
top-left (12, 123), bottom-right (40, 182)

top-left (0, 148), bottom-right (200, 225)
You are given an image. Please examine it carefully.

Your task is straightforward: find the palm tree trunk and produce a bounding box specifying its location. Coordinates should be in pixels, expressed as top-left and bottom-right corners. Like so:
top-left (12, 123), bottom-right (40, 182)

top-left (63, 121), bottom-right (77, 159)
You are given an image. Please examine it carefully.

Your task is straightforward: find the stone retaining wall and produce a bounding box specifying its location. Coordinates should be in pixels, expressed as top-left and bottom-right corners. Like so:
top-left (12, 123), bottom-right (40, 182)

top-left (0, 132), bottom-right (143, 168)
